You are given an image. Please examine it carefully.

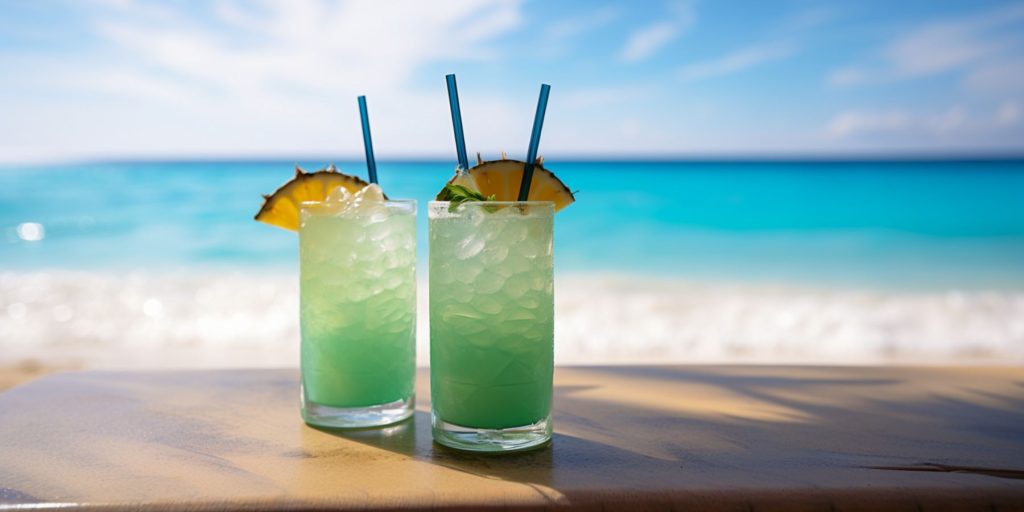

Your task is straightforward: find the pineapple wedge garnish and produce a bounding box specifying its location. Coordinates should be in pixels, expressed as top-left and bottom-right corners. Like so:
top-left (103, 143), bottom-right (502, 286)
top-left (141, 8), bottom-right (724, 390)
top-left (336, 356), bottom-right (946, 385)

top-left (437, 157), bottom-right (575, 212)
top-left (255, 165), bottom-right (371, 231)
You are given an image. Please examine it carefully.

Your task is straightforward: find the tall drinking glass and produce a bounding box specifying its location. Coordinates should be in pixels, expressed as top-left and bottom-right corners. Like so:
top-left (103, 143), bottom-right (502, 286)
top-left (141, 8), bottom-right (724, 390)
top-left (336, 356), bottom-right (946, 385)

top-left (299, 199), bottom-right (416, 428)
top-left (429, 201), bottom-right (554, 451)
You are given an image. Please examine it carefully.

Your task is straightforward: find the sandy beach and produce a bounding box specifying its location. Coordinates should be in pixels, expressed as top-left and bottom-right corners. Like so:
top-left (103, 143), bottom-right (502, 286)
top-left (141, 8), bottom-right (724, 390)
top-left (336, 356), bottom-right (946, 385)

top-left (0, 360), bottom-right (71, 392)
top-left (2, 270), bottom-right (1022, 373)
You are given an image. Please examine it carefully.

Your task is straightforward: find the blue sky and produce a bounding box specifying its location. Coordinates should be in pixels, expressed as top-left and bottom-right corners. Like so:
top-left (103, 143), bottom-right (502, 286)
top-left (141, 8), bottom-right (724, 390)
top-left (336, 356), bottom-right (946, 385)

top-left (1, 0), bottom-right (1023, 162)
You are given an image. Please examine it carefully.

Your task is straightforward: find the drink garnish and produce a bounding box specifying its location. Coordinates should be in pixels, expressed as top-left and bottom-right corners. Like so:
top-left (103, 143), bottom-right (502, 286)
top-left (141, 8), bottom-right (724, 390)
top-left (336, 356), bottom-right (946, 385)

top-left (254, 165), bottom-right (373, 232)
top-left (437, 183), bottom-right (495, 211)
top-left (434, 158), bottom-right (575, 212)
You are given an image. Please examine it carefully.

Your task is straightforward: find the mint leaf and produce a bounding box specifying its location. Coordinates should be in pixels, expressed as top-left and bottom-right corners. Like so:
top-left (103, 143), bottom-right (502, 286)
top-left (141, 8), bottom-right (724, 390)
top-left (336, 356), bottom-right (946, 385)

top-left (439, 184), bottom-right (496, 212)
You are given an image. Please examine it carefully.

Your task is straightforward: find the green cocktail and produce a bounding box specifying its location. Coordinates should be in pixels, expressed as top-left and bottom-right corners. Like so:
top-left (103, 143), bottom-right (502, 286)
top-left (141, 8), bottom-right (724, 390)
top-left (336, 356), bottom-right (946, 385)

top-left (299, 194), bottom-right (416, 428)
top-left (429, 201), bottom-right (554, 451)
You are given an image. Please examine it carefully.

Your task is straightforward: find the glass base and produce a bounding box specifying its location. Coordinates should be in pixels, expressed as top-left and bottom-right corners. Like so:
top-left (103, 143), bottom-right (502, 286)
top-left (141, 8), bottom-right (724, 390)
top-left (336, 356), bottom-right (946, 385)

top-left (431, 412), bottom-right (552, 452)
top-left (303, 395), bottom-right (414, 429)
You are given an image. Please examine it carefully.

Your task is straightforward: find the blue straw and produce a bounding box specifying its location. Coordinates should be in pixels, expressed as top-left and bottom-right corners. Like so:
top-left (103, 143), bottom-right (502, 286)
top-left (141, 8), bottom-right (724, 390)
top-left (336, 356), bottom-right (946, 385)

top-left (357, 95), bottom-right (378, 184)
top-left (445, 74), bottom-right (470, 172)
top-left (518, 83), bottom-right (551, 201)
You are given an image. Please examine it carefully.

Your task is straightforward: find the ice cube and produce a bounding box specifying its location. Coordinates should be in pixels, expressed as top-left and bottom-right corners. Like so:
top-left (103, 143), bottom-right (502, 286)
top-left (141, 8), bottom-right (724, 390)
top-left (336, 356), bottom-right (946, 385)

top-left (473, 295), bottom-right (503, 315)
top-left (515, 240), bottom-right (540, 259)
top-left (466, 208), bottom-right (487, 227)
top-left (530, 275), bottom-right (547, 291)
top-left (480, 244), bottom-right (509, 266)
top-left (367, 210), bottom-right (389, 224)
top-left (441, 304), bottom-right (484, 322)
top-left (325, 186), bottom-right (353, 204)
top-left (369, 222), bottom-right (394, 242)
top-left (503, 223), bottom-right (529, 243)
top-left (379, 268), bottom-right (405, 290)
top-left (516, 294), bottom-right (540, 309)
top-left (347, 284), bottom-right (373, 302)
top-left (475, 272), bottom-right (505, 294)
top-left (454, 234), bottom-right (485, 260)
top-left (455, 262), bottom-right (484, 284)
top-left (503, 278), bottom-right (530, 300)
top-left (500, 306), bottom-right (537, 335)
top-left (352, 184), bottom-right (385, 206)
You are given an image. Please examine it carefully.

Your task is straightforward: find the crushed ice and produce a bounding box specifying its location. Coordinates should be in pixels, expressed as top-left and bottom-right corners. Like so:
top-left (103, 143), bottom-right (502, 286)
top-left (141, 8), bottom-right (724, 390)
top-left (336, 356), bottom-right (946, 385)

top-left (321, 184), bottom-right (387, 216)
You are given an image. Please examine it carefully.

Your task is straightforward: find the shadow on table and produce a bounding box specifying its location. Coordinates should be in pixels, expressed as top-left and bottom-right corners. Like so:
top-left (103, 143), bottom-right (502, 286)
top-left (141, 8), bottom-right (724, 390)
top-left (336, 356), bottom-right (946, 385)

top-left (314, 409), bottom-right (698, 493)
top-left (313, 375), bottom-right (721, 491)
top-left (4, 367), bottom-right (1023, 509)
top-left (312, 366), bottom-right (1024, 494)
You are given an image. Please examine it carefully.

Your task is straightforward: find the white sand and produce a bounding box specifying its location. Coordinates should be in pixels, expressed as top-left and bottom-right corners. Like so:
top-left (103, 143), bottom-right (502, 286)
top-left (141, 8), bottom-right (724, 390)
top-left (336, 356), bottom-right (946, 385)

top-left (1, 270), bottom-right (1022, 369)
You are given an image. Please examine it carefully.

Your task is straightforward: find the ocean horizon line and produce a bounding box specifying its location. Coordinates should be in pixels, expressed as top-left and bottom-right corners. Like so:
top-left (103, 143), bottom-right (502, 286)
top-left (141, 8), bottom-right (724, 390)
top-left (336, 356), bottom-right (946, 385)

top-left (4, 152), bottom-right (1024, 168)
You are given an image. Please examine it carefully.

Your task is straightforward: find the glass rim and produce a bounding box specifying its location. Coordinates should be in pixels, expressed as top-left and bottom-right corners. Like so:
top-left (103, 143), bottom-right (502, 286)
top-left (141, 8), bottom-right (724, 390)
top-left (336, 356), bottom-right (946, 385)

top-left (300, 198), bottom-right (416, 208)
top-left (428, 200), bottom-right (555, 206)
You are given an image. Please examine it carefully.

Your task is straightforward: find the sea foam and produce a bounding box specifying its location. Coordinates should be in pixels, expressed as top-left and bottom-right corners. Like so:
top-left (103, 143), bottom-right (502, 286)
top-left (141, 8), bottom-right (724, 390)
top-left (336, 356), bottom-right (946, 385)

top-left (1, 271), bottom-right (1022, 368)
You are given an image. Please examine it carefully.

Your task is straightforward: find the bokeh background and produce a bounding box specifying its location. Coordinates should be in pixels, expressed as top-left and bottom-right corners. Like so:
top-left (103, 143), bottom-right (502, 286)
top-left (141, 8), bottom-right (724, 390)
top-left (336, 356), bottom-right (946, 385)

top-left (2, 0), bottom-right (1023, 377)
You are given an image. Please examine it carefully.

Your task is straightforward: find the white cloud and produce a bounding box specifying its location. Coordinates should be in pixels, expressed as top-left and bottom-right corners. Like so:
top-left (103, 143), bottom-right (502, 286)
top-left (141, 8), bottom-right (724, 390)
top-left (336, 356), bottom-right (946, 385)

top-left (820, 4), bottom-right (1024, 150)
top-left (559, 84), bottom-right (656, 110)
top-left (828, 3), bottom-right (1024, 87)
top-left (538, 6), bottom-right (618, 60)
top-left (84, 0), bottom-right (523, 94)
top-left (781, 7), bottom-right (838, 32)
top-left (619, 0), bottom-right (695, 63)
top-left (86, 0), bottom-right (185, 23)
top-left (826, 111), bottom-right (913, 139)
top-left (996, 101), bottom-right (1021, 126)
top-left (74, 71), bottom-right (194, 106)
top-left (620, 22), bottom-right (679, 63)
top-left (0, 0), bottom-right (528, 161)
top-left (2, 0), bottom-right (1020, 161)
top-left (827, 67), bottom-right (867, 87)
top-left (886, 24), bottom-right (996, 79)
top-left (966, 59), bottom-right (1024, 94)
top-left (825, 104), bottom-right (1019, 139)
top-left (545, 6), bottom-right (617, 40)
top-left (677, 42), bottom-right (792, 82)
top-left (934, 105), bottom-right (968, 133)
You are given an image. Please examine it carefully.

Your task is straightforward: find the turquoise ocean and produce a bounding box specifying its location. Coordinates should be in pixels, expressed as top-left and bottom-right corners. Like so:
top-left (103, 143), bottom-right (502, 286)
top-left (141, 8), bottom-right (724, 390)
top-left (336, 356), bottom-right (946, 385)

top-left (2, 159), bottom-right (1023, 368)
top-left (2, 159), bottom-right (1023, 289)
